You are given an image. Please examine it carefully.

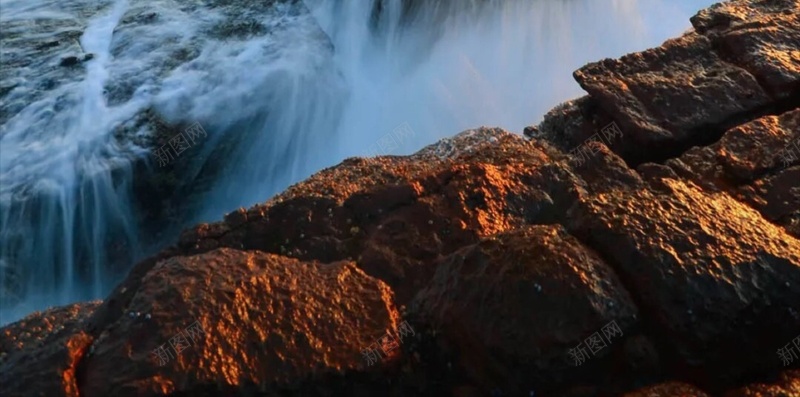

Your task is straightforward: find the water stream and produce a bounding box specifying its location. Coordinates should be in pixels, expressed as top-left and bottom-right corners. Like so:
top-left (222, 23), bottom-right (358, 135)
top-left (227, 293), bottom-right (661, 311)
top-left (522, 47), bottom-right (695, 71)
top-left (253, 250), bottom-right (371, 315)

top-left (0, 0), bottom-right (714, 324)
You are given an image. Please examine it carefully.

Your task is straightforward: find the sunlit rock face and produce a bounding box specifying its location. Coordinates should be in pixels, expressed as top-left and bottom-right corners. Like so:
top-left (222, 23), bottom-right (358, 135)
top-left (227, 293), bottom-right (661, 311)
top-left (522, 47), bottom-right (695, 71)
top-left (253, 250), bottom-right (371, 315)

top-left (723, 369), bottom-right (800, 396)
top-left (0, 302), bottom-right (99, 397)
top-left (668, 109), bottom-right (800, 238)
top-left (79, 249), bottom-right (400, 396)
top-left (411, 224), bottom-right (640, 390)
top-left (1, 0), bottom-right (800, 396)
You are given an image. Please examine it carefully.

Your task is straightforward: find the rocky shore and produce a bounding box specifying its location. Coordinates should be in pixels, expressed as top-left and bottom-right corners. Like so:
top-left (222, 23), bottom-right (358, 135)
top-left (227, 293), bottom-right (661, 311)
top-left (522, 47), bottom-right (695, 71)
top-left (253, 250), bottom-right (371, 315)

top-left (1, 0), bottom-right (799, 396)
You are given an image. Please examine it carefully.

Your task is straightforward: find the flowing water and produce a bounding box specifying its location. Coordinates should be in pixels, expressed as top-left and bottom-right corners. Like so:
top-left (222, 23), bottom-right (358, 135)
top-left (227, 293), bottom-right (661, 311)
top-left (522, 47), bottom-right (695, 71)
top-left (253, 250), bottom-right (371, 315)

top-left (0, 0), bottom-right (714, 324)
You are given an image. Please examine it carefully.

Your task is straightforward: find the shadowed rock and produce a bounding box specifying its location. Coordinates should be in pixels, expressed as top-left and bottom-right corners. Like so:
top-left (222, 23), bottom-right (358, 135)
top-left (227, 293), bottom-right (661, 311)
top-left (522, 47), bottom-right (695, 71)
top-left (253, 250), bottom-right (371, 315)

top-left (0, 302), bottom-right (100, 397)
top-left (412, 225), bottom-right (639, 394)
top-left (723, 369), bottom-right (800, 396)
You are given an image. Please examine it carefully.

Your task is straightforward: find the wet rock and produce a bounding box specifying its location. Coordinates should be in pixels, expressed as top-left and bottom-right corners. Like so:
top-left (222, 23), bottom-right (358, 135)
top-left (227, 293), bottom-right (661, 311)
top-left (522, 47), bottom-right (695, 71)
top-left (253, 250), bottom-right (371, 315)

top-left (622, 381), bottom-right (711, 397)
top-left (411, 225), bottom-right (638, 394)
top-left (36, 40), bottom-right (60, 50)
top-left (58, 56), bottom-right (81, 67)
top-left (79, 248), bottom-right (400, 396)
top-left (666, 109), bottom-right (800, 238)
top-left (568, 177), bottom-right (800, 387)
top-left (691, 0), bottom-right (800, 99)
top-left (723, 369), bottom-right (800, 396)
top-left (0, 302), bottom-right (100, 397)
top-left (3, 0), bottom-right (800, 395)
top-left (574, 32), bottom-right (771, 165)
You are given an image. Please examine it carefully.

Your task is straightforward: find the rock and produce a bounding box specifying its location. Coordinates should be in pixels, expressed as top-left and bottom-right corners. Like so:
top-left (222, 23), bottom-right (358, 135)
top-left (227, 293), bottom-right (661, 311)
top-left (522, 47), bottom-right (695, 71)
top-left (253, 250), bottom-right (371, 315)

top-left (0, 302), bottom-right (101, 397)
top-left (223, 207), bottom-right (248, 228)
top-left (58, 56), bottom-right (80, 67)
top-left (666, 109), bottom-right (800, 238)
top-left (411, 225), bottom-right (638, 394)
top-left (567, 177), bottom-right (800, 387)
top-left (574, 32), bottom-right (771, 165)
top-left (523, 125), bottom-right (539, 139)
top-left (691, 0), bottom-right (800, 99)
top-left (568, 0), bottom-right (799, 166)
top-left (78, 248), bottom-right (400, 396)
top-left (179, 128), bottom-right (583, 303)
top-left (3, 0), bottom-right (800, 395)
top-left (36, 40), bottom-right (60, 50)
top-left (723, 369), bottom-right (800, 396)
top-left (622, 381), bottom-right (711, 397)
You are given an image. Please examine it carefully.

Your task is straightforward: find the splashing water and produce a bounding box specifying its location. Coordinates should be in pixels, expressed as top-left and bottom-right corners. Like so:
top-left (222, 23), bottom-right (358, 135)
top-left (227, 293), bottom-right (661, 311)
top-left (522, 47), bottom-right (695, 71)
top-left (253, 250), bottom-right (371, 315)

top-left (0, 0), bottom-right (138, 322)
top-left (0, 0), bottom-right (715, 324)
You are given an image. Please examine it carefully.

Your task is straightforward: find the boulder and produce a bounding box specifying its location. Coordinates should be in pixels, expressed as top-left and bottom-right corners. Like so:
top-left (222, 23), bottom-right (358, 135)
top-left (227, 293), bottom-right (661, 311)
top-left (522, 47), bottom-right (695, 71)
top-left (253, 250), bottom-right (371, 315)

top-left (79, 248), bottom-right (400, 396)
top-left (0, 302), bottom-right (100, 397)
top-left (567, 176), bottom-right (800, 387)
top-left (411, 225), bottom-right (639, 394)
top-left (666, 109), bottom-right (800, 238)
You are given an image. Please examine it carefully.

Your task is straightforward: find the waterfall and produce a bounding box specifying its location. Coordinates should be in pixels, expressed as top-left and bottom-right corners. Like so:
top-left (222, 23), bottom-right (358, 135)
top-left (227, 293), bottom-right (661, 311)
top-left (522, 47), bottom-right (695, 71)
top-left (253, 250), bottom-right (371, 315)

top-left (0, 0), bottom-right (137, 323)
top-left (0, 0), bottom-right (714, 324)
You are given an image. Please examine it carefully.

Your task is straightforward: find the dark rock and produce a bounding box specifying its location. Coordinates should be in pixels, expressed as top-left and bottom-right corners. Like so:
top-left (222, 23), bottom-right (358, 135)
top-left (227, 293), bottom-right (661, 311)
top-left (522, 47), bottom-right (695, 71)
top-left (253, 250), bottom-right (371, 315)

top-left (622, 382), bottom-right (711, 397)
top-left (223, 207), bottom-right (248, 228)
top-left (0, 302), bottom-right (100, 397)
top-left (665, 109), bottom-right (800, 237)
top-left (573, 32), bottom-right (771, 165)
top-left (36, 40), bottom-right (60, 50)
top-left (567, 176), bottom-right (800, 387)
top-left (59, 56), bottom-right (80, 67)
top-left (691, 0), bottom-right (800, 99)
top-left (523, 125), bottom-right (539, 139)
top-left (411, 225), bottom-right (638, 394)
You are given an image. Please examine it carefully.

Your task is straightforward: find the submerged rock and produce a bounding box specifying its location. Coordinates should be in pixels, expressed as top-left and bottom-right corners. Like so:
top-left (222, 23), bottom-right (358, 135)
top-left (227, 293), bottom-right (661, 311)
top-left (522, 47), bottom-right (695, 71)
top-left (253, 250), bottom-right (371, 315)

top-left (59, 56), bottom-right (81, 67)
top-left (0, 0), bottom-right (335, 323)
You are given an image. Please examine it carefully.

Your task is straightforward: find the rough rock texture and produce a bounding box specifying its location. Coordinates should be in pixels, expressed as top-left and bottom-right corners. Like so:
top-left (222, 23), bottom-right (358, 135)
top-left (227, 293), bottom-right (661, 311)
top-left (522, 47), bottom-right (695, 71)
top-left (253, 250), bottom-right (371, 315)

top-left (568, 172), bottom-right (800, 387)
top-left (412, 225), bottom-right (640, 394)
top-left (667, 109), bottom-right (800, 237)
top-left (0, 302), bottom-right (100, 397)
top-left (574, 31), bottom-right (772, 163)
top-left (79, 248), bottom-right (400, 396)
top-left (621, 382), bottom-right (711, 397)
top-left (691, 0), bottom-right (800, 99)
top-left (723, 370), bottom-right (800, 397)
top-left (2, 0), bottom-right (800, 396)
